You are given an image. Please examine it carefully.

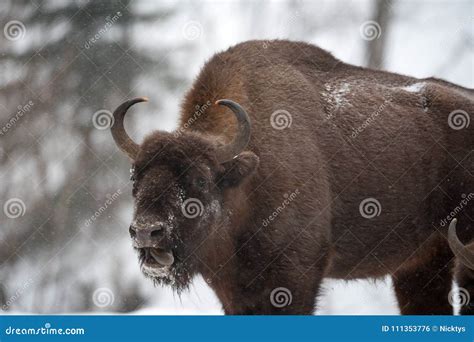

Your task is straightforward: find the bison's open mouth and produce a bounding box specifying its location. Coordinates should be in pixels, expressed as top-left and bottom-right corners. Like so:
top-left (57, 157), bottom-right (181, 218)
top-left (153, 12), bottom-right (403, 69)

top-left (142, 247), bottom-right (174, 267)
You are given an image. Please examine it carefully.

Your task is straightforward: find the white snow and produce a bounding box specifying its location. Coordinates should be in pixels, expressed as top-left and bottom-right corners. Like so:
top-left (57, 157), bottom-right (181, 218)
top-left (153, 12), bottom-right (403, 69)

top-left (332, 82), bottom-right (352, 108)
top-left (321, 82), bottom-right (353, 116)
top-left (398, 82), bottom-right (426, 93)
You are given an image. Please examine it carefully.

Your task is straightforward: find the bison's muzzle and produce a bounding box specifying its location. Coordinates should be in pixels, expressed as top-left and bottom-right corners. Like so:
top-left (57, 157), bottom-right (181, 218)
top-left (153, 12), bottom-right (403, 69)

top-left (129, 222), bottom-right (175, 268)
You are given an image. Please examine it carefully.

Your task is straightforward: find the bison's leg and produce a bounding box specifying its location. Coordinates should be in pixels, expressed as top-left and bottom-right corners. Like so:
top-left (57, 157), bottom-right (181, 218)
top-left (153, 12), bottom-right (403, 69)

top-left (220, 268), bottom-right (326, 315)
top-left (392, 238), bottom-right (454, 315)
top-left (247, 245), bottom-right (330, 314)
top-left (218, 251), bottom-right (329, 315)
top-left (455, 264), bottom-right (474, 315)
top-left (263, 264), bottom-right (327, 315)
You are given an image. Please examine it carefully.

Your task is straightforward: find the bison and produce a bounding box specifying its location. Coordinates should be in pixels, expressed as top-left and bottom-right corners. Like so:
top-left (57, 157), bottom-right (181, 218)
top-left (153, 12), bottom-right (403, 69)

top-left (111, 40), bottom-right (473, 315)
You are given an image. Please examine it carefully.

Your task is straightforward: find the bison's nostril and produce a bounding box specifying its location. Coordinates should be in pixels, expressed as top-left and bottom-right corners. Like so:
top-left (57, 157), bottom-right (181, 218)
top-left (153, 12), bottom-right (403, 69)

top-left (129, 225), bottom-right (137, 238)
top-left (150, 228), bottom-right (162, 239)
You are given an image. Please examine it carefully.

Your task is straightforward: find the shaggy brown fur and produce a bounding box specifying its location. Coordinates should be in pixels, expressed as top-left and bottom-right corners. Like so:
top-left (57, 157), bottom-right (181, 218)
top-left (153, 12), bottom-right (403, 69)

top-left (121, 40), bottom-right (473, 314)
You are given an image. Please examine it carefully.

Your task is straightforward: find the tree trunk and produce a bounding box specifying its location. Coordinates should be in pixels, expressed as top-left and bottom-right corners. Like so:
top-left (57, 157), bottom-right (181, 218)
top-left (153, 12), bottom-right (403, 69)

top-left (366, 0), bottom-right (394, 69)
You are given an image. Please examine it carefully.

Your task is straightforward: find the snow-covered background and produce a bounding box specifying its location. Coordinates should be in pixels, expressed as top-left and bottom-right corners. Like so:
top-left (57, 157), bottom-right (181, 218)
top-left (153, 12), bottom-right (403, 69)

top-left (0, 0), bottom-right (472, 314)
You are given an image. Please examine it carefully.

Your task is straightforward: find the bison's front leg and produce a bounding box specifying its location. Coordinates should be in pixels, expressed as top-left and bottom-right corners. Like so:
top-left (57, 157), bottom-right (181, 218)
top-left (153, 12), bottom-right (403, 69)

top-left (220, 275), bottom-right (324, 315)
top-left (215, 253), bottom-right (329, 315)
top-left (392, 236), bottom-right (454, 315)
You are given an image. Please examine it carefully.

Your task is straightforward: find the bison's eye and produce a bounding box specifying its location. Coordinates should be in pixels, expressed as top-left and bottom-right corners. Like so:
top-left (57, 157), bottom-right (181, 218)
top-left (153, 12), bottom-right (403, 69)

top-left (195, 177), bottom-right (207, 189)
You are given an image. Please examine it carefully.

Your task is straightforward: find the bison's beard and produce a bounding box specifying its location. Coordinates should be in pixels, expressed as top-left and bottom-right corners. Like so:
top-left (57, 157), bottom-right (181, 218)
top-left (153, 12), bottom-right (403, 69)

top-left (137, 246), bottom-right (195, 292)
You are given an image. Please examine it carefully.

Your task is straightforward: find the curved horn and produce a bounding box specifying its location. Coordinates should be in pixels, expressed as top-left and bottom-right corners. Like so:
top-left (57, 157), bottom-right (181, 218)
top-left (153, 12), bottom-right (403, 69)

top-left (448, 218), bottom-right (474, 270)
top-left (111, 97), bottom-right (148, 160)
top-left (215, 99), bottom-right (251, 163)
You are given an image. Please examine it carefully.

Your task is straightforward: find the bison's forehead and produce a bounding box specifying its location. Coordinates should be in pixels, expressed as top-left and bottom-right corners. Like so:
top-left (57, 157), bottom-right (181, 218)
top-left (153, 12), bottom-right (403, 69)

top-left (132, 154), bottom-right (213, 210)
top-left (135, 131), bottom-right (219, 170)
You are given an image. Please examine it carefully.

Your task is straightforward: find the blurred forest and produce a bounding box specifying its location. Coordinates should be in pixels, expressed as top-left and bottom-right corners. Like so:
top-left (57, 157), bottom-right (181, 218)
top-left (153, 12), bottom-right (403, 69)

top-left (0, 0), bottom-right (472, 314)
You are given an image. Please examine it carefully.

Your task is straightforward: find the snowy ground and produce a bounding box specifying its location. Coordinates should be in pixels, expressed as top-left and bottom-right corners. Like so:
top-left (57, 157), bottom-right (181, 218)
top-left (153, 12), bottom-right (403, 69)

top-left (130, 276), bottom-right (399, 315)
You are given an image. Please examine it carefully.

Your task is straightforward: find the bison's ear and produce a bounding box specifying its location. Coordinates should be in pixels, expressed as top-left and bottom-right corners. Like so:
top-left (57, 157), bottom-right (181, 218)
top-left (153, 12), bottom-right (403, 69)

top-left (218, 151), bottom-right (259, 188)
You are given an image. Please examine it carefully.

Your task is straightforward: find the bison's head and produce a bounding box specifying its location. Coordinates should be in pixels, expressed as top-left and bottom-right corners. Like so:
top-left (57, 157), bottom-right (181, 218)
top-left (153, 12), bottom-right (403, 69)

top-left (111, 98), bottom-right (258, 290)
